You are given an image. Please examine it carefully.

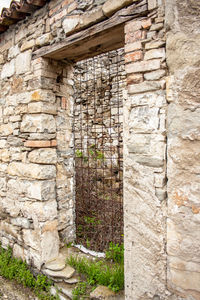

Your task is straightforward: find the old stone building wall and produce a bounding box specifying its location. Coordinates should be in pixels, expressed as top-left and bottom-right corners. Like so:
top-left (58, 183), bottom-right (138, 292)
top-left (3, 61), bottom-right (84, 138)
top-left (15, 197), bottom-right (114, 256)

top-left (166, 1), bottom-right (200, 299)
top-left (0, 0), bottom-right (199, 299)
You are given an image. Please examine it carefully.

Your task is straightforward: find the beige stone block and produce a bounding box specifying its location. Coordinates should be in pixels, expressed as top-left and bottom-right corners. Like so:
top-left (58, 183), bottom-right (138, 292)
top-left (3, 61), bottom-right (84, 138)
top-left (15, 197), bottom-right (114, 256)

top-left (26, 200), bottom-right (58, 222)
top-left (169, 267), bottom-right (200, 292)
top-left (28, 101), bottom-right (57, 115)
top-left (7, 162), bottom-right (56, 180)
top-left (13, 244), bottom-right (25, 260)
top-left (41, 225), bottom-right (59, 263)
top-left (0, 124), bottom-right (13, 136)
top-left (36, 33), bottom-right (53, 47)
top-left (62, 16), bottom-right (80, 35)
top-left (21, 114), bottom-right (56, 133)
top-left (28, 148), bottom-right (57, 164)
top-left (23, 229), bottom-right (40, 250)
top-left (27, 180), bottom-right (56, 201)
top-left (80, 7), bottom-right (104, 28)
top-left (21, 39), bottom-right (35, 52)
top-left (148, 0), bottom-right (157, 10)
top-left (8, 45), bottom-right (20, 59)
top-left (103, 0), bottom-right (137, 17)
top-left (30, 90), bottom-right (56, 103)
top-left (0, 140), bottom-right (7, 148)
top-left (0, 149), bottom-right (10, 162)
top-left (128, 81), bottom-right (162, 94)
top-left (144, 48), bottom-right (165, 60)
top-left (125, 59), bottom-right (160, 74)
top-left (0, 54), bottom-right (4, 64)
top-left (16, 51), bottom-right (32, 75)
top-left (1, 60), bottom-right (15, 79)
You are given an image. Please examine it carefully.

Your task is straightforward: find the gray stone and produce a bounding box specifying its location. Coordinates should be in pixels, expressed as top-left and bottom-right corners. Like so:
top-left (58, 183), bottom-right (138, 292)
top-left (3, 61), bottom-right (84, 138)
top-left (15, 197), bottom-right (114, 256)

top-left (128, 81), bottom-right (161, 94)
top-left (103, 0), bottom-right (137, 17)
top-left (144, 69), bottom-right (166, 80)
top-left (28, 148), bottom-right (57, 164)
top-left (145, 40), bottom-right (165, 50)
top-left (62, 16), bottom-right (80, 35)
top-left (16, 51), bottom-right (31, 75)
top-left (56, 282), bottom-right (73, 299)
top-left (144, 48), bottom-right (165, 60)
top-left (7, 162), bottom-right (56, 179)
top-left (90, 285), bottom-right (115, 299)
top-left (45, 257), bottom-right (66, 271)
top-left (126, 59), bottom-right (160, 74)
top-left (44, 265), bottom-right (75, 280)
top-left (21, 114), bottom-right (56, 133)
top-left (1, 60), bottom-right (15, 79)
top-left (28, 102), bottom-right (57, 115)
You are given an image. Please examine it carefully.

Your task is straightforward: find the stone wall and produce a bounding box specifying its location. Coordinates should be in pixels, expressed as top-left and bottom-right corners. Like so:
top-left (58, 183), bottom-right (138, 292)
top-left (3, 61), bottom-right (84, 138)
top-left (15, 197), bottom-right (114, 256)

top-left (166, 1), bottom-right (200, 299)
top-left (0, 0), bottom-right (199, 299)
top-left (124, 6), bottom-right (168, 299)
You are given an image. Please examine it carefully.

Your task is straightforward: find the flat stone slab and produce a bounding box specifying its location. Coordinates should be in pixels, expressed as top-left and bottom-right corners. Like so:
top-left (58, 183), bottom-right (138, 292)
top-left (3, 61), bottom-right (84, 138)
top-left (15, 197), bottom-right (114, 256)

top-left (56, 282), bottom-right (74, 299)
top-left (50, 286), bottom-right (70, 300)
top-left (90, 285), bottom-right (115, 299)
top-left (44, 265), bottom-right (75, 280)
top-left (44, 257), bottom-right (66, 271)
top-left (64, 276), bottom-right (80, 284)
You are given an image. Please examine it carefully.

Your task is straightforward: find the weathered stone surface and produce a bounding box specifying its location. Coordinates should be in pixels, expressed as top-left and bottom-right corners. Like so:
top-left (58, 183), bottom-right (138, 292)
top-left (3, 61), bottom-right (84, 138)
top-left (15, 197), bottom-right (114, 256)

top-left (144, 69), bottom-right (166, 80)
top-left (41, 228), bottom-right (60, 263)
top-left (1, 60), bottom-right (15, 79)
top-left (80, 7), bottom-right (104, 28)
top-left (126, 59), bottom-right (160, 74)
top-left (11, 217), bottom-right (30, 229)
top-left (0, 124), bottom-right (13, 136)
top-left (45, 257), bottom-right (66, 271)
top-left (62, 16), bottom-right (80, 35)
top-left (128, 81), bottom-right (161, 94)
top-left (102, 0), bottom-right (137, 17)
top-left (28, 102), bottom-right (57, 115)
top-left (90, 285), bottom-right (115, 299)
top-left (21, 40), bottom-right (35, 52)
top-left (145, 40), bottom-right (165, 50)
top-left (36, 33), bottom-right (53, 47)
top-left (16, 51), bottom-right (31, 75)
top-left (55, 282), bottom-right (73, 299)
top-left (21, 114), bottom-right (56, 133)
top-left (44, 265), bottom-right (75, 280)
top-left (144, 48), bottom-right (165, 60)
top-left (28, 148), bottom-right (57, 164)
top-left (7, 162), bottom-right (56, 179)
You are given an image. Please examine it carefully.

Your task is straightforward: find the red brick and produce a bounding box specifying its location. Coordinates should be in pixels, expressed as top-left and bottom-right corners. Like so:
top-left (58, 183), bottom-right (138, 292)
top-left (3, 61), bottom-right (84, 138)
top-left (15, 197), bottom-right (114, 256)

top-left (127, 74), bottom-right (143, 85)
top-left (61, 97), bottom-right (67, 109)
top-left (141, 18), bottom-right (152, 29)
top-left (51, 140), bottom-right (57, 147)
top-left (24, 140), bottom-right (51, 148)
top-left (125, 51), bottom-right (143, 63)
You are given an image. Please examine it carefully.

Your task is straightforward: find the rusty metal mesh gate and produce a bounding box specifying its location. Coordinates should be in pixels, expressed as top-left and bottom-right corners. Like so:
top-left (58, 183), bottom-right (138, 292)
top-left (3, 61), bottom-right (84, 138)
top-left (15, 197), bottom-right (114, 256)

top-left (73, 49), bottom-right (125, 252)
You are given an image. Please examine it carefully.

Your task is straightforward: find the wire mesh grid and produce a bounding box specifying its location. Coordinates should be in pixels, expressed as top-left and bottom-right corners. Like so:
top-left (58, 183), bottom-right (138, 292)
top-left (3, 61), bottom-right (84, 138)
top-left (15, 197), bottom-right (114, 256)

top-left (73, 48), bottom-right (125, 252)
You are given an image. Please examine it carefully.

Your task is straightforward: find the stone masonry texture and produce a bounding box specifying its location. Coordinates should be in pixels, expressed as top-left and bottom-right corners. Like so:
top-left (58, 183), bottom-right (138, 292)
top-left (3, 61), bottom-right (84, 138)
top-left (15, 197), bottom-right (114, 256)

top-left (0, 0), bottom-right (199, 299)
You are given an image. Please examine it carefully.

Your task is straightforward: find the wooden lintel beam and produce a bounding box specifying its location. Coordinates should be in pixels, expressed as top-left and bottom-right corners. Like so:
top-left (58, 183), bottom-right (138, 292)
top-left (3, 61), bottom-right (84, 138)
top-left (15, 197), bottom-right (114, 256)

top-left (33, 0), bottom-right (148, 61)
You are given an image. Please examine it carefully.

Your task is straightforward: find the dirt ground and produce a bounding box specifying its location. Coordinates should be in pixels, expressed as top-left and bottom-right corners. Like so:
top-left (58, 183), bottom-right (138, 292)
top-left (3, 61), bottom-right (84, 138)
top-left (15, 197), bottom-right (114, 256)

top-left (0, 276), bottom-right (38, 300)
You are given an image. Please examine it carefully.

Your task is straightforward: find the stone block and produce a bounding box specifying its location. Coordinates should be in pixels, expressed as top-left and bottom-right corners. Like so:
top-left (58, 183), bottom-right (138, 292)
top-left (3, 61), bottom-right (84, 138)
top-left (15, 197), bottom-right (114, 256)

top-left (23, 229), bottom-right (40, 250)
top-left (128, 81), bottom-right (161, 94)
top-left (129, 106), bottom-right (159, 133)
top-left (148, 0), bottom-right (157, 10)
top-left (1, 60), bottom-right (15, 79)
top-left (8, 45), bottom-right (20, 59)
top-left (41, 224), bottom-right (59, 263)
top-left (36, 33), bottom-right (53, 47)
top-left (21, 39), bottom-right (35, 52)
top-left (62, 16), bottom-right (80, 35)
top-left (144, 69), bottom-right (166, 80)
top-left (0, 140), bottom-right (7, 148)
top-left (30, 90), bottom-right (56, 103)
top-left (21, 114), bottom-right (56, 133)
top-left (127, 73), bottom-right (143, 84)
top-left (80, 7), bottom-right (104, 28)
top-left (7, 162), bottom-right (56, 180)
top-left (26, 200), bottom-right (58, 222)
top-left (0, 124), bottom-right (13, 136)
top-left (11, 217), bottom-right (30, 229)
top-left (145, 40), bottom-right (165, 50)
top-left (0, 149), bottom-right (10, 162)
top-left (103, 0), bottom-right (137, 17)
top-left (126, 59), bottom-right (160, 74)
top-left (13, 244), bottom-right (25, 260)
top-left (16, 51), bottom-right (32, 75)
top-left (0, 54), bottom-right (4, 64)
top-left (28, 102), bottom-right (57, 115)
top-left (28, 148), bottom-right (57, 164)
top-left (144, 48), bottom-right (165, 60)
top-left (125, 41), bottom-right (142, 53)
top-left (125, 51), bottom-right (143, 63)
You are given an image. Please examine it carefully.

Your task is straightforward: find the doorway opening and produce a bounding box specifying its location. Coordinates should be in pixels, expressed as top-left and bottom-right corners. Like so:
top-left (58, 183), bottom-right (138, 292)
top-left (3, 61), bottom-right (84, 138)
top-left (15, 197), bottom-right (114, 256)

top-left (73, 48), bottom-right (125, 252)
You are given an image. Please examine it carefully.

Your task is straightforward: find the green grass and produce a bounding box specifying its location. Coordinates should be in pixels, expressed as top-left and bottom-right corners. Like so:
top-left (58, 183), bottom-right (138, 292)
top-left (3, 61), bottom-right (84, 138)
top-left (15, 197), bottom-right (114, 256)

top-left (0, 244), bottom-right (59, 300)
top-left (66, 256), bottom-right (124, 293)
top-left (105, 242), bottom-right (124, 264)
